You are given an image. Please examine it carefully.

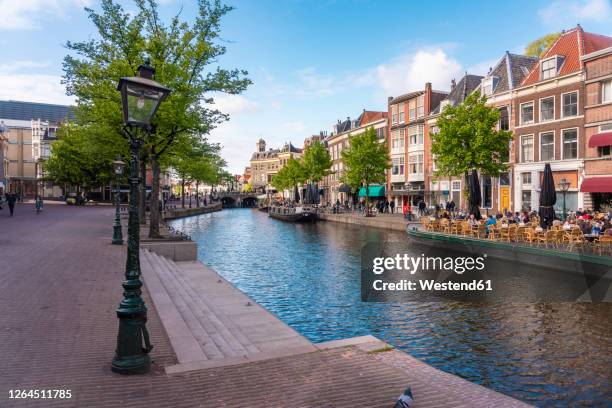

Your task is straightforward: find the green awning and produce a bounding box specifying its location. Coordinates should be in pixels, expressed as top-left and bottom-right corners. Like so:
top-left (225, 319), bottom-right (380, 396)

top-left (358, 185), bottom-right (385, 197)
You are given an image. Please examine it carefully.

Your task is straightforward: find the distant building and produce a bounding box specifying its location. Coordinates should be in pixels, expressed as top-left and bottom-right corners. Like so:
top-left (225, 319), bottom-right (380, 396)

top-left (0, 100), bottom-right (74, 197)
top-left (249, 138), bottom-right (303, 193)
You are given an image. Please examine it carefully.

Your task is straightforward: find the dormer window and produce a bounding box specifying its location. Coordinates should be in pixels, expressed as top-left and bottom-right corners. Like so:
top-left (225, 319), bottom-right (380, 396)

top-left (482, 76), bottom-right (499, 96)
top-left (541, 56), bottom-right (564, 80)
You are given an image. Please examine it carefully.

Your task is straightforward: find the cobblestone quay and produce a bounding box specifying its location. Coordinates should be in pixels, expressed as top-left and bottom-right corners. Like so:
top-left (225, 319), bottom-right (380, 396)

top-left (0, 204), bottom-right (529, 407)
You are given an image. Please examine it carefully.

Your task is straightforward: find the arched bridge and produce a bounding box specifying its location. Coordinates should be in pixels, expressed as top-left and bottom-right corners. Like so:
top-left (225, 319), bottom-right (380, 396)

top-left (217, 192), bottom-right (258, 208)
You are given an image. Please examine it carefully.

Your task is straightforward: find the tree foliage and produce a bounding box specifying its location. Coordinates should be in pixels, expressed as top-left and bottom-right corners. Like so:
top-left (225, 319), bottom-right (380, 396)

top-left (525, 32), bottom-right (560, 57)
top-left (340, 127), bottom-right (389, 204)
top-left (60, 0), bottom-right (249, 235)
top-left (301, 140), bottom-right (332, 183)
top-left (271, 157), bottom-right (305, 192)
top-left (431, 91), bottom-right (512, 179)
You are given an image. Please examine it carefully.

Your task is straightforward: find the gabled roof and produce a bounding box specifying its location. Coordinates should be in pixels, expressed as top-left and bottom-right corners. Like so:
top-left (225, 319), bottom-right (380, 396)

top-left (357, 110), bottom-right (387, 127)
top-left (485, 52), bottom-right (538, 94)
top-left (521, 26), bottom-right (612, 87)
top-left (0, 100), bottom-right (75, 123)
top-left (431, 74), bottom-right (483, 114)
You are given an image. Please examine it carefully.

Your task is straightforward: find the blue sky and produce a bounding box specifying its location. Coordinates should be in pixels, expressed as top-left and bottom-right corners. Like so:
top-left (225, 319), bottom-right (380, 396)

top-left (1, 0), bottom-right (611, 173)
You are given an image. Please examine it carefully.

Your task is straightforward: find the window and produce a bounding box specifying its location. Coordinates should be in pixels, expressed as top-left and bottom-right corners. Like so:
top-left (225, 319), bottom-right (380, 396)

top-left (392, 157), bottom-right (404, 175)
top-left (399, 103), bottom-right (405, 123)
top-left (391, 104), bottom-right (398, 124)
top-left (562, 91), bottom-right (578, 117)
top-left (417, 95), bottom-right (425, 117)
top-left (482, 77), bottom-right (498, 96)
top-left (499, 106), bottom-right (509, 131)
top-left (482, 175), bottom-right (492, 208)
top-left (408, 99), bottom-right (416, 121)
top-left (598, 145), bottom-right (611, 157)
top-left (376, 127), bottom-right (386, 140)
top-left (522, 172), bottom-right (532, 185)
top-left (407, 125), bottom-right (424, 145)
top-left (540, 132), bottom-right (555, 161)
top-left (408, 154), bottom-right (423, 174)
top-left (540, 97), bottom-right (554, 122)
top-left (451, 181), bottom-right (461, 205)
top-left (520, 102), bottom-right (533, 124)
top-left (521, 135), bottom-right (534, 162)
top-left (562, 128), bottom-right (578, 159)
top-left (602, 80), bottom-right (612, 103)
top-left (522, 190), bottom-right (532, 211)
top-left (541, 57), bottom-right (557, 80)
top-left (391, 130), bottom-right (404, 150)
top-left (499, 172), bottom-right (510, 186)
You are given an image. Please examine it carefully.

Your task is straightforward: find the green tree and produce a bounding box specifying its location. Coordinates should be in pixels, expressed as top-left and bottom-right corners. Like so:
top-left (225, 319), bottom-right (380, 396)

top-left (271, 157), bottom-right (305, 200)
top-left (45, 124), bottom-right (122, 194)
top-left (431, 91), bottom-right (513, 206)
top-left (62, 0), bottom-right (250, 237)
top-left (340, 127), bottom-right (390, 206)
top-left (525, 32), bottom-right (560, 57)
top-left (301, 140), bottom-right (332, 183)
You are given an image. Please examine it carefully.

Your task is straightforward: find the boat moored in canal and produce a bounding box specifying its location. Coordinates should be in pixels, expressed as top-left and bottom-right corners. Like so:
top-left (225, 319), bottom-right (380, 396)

top-left (268, 205), bottom-right (318, 222)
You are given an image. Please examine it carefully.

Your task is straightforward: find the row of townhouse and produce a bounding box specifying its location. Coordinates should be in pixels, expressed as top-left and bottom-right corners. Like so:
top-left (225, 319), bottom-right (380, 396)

top-left (388, 26), bottom-right (612, 214)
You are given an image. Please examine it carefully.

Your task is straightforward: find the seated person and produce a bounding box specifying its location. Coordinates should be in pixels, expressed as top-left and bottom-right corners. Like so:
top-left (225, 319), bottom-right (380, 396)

top-left (485, 215), bottom-right (496, 234)
top-left (591, 222), bottom-right (602, 235)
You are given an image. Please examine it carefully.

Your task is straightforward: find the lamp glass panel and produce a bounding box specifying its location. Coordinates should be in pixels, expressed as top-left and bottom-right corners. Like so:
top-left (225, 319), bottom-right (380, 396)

top-left (125, 84), bottom-right (163, 124)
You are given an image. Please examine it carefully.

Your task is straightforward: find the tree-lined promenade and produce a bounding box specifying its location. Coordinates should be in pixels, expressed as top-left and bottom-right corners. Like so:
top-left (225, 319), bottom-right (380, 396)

top-left (44, 0), bottom-right (250, 238)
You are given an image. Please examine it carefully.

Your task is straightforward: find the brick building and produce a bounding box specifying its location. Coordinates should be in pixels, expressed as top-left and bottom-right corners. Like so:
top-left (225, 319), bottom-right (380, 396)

top-left (387, 83), bottom-right (447, 209)
top-left (513, 26), bottom-right (612, 213)
top-left (426, 75), bottom-right (482, 209)
top-left (321, 110), bottom-right (387, 205)
top-left (581, 46), bottom-right (612, 210)
top-left (249, 138), bottom-right (303, 193)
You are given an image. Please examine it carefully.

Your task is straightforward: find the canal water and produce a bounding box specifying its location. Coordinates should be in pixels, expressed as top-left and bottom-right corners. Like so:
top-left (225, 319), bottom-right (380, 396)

top-left (169, 209), bottom-right (611, 407)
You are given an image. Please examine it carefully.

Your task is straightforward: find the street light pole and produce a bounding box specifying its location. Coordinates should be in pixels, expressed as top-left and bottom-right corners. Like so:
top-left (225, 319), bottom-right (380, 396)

top-left (112, 159), bottom-right (125, 245)
top-left (113, 60), bottom-right (171, 375)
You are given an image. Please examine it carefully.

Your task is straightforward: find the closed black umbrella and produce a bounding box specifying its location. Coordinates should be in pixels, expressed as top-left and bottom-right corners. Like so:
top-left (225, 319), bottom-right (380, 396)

top-left (539, 163), bottom-right (556, 229)
top-left (468, 170), bottom-right (482, 220)
top-left (294, 185), bottom-right (300, 203)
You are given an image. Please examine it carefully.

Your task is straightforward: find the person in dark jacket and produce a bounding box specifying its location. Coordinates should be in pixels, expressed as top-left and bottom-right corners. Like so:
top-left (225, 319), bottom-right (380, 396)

top-left (6, 192), bottom-right (17, 216)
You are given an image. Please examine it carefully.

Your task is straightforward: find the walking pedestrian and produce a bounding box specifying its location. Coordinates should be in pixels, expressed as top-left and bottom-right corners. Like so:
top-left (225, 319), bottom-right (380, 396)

top-left (6, 191), bottom-right (17, 216)
top-left (390, 200), bottom-right (395, 214)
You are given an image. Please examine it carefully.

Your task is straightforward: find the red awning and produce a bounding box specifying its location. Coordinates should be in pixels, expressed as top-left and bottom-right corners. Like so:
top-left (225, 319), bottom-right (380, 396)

top-left (588, 132), bottom-right (612, 148)
top-left (580, 177), bottom-right (612, 193)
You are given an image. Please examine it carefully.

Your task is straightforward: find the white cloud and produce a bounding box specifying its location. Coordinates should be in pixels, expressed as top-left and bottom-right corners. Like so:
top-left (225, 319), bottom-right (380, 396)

top-left (538, 0), bottom-right (612, 26)
top-left (212, 94), bottom-right (260, 115)
top-left (0, 60), bottom-right (73, 104)
top-left (373, 48), bottom-right (463, 96)
top-left (0, 0), bottom-right (91, 31)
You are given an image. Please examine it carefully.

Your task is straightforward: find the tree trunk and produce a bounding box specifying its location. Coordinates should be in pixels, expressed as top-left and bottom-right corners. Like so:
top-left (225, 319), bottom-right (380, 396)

top-left (181, 177), bottom-right (185, 208)
top-left (196, 180), bottom-right (200, 207)
top-left (139, 151), bottom-right (147, 225)
top-left (149, 151), bottom-right (161, 238)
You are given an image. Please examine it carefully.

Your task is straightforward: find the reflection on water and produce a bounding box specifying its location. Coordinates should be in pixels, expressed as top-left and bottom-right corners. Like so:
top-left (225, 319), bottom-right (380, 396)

top-left (170, 209), bottom-right (612, 406)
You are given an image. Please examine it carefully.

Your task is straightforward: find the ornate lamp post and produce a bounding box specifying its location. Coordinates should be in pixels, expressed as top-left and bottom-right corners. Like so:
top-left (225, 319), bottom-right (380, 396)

top-left (112, 158), bottom-right (125, 245)
top-left (558, 178), bottom-right (570, 221)
top-left (112, 60), bottom-right (171, 375)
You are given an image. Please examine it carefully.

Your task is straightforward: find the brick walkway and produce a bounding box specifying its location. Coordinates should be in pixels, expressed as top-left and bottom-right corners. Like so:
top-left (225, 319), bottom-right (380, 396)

top-left (0, 204), bottom-right (530, 407)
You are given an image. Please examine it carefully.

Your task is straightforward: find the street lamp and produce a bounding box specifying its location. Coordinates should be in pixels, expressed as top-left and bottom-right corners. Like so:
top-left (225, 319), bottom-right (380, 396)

top-left (112, 158), bottom-right (125, 245)
top-left (112, 60), bottom-right (171, 375)
top-left (558, 178), bottom-right (570, 221)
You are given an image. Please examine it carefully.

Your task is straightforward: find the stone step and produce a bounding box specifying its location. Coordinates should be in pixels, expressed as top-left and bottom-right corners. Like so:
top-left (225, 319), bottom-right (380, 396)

top-left (155, 253), bottom-right (257, 356)
top-left (142, 250), bottom-right (224, 360)
top-left (148, 252), bottom-right (244, 359)
top-left (138, 250), bottom-right (208, 364)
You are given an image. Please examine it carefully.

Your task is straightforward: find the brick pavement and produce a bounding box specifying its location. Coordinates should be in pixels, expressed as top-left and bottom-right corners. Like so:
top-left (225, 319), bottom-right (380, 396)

top-left (0, 204), bottom-right (530, 407)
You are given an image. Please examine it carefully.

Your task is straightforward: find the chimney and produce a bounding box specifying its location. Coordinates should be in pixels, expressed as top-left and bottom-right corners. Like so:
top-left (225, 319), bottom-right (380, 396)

top-left (425, 82), bottom-right (432, 91)
top-left (388, 96), bottom-right (393, 103)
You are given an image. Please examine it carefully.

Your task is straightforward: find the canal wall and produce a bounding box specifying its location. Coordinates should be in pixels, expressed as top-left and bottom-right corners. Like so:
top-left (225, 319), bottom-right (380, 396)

top-left (318, 212), bottom-right (420, 231)
top-left (163, 202), bottom-right (222, 220)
